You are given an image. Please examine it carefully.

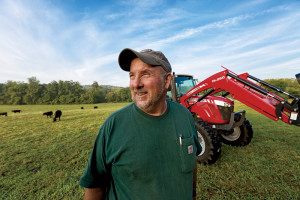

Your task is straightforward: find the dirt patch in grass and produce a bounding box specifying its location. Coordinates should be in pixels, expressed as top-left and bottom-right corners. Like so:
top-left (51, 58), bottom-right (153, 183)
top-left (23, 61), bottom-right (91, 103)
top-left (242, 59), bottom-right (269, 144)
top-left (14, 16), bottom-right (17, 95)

top-left (30, 167), bottom-right (41, 173)
top-left (13, 152), bottom-right (25, 156)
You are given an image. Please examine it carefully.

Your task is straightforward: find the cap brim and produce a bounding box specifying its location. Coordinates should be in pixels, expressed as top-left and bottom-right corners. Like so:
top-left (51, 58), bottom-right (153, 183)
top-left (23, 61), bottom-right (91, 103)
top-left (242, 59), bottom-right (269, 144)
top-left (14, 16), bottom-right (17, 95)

top-left (118, 48), bottom-right (138, 72)
top-left (118, 48), bottom-right (161, 71)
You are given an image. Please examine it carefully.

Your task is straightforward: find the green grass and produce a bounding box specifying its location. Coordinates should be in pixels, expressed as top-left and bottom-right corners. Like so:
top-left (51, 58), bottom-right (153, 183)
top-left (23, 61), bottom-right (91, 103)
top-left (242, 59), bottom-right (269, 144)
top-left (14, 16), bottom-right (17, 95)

top-left (0, 102), bottom-right (299, 199)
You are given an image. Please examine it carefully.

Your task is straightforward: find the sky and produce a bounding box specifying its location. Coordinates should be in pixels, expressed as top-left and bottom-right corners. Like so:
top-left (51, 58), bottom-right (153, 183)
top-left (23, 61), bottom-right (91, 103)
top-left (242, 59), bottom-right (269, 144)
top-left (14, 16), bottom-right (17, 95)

top-left (0, 0), bottom-right (300, 87)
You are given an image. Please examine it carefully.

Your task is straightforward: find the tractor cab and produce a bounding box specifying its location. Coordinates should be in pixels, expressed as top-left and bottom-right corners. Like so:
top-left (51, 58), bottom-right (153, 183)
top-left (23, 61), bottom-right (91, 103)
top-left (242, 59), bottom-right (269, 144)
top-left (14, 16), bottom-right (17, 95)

top-left (167, 74), bottom-right (196, 103)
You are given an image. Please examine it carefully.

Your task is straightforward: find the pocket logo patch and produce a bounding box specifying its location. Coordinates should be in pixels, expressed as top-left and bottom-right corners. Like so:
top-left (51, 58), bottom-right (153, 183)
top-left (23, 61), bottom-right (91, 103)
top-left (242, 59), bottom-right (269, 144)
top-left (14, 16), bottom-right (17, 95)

top-left (188, 145), bottom-right (193, 154)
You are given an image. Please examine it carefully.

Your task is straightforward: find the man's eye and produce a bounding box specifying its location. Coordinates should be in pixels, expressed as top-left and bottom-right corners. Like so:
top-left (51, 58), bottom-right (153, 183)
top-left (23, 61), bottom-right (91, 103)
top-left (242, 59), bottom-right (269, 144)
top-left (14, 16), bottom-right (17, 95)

top-left (129, 75), bottom-right (135, 79)
top-left (142, 73), bottom-right (150, 77)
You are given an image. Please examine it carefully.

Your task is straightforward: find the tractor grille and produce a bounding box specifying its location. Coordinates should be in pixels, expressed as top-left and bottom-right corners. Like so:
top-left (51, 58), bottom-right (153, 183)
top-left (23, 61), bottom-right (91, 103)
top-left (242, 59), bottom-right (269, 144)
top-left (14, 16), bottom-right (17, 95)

top-left (217, 106), bottom-right (233, 120)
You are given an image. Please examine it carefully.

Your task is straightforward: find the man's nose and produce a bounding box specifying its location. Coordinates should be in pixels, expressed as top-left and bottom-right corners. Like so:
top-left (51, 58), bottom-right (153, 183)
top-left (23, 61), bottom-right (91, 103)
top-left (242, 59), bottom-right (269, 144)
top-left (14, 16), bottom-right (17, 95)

top-left (131, 77), bottom-right (143, 88)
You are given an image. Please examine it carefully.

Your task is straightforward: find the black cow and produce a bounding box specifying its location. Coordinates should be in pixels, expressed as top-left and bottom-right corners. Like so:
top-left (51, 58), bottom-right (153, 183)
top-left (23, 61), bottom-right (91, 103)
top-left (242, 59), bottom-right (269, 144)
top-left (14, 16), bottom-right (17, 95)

top-left (12, 110), bottom-right (21, 113)
top-left (43, 111), bottom-right (53, 118)
top-left (0, 112), bottom-right (7, 116)
top-left (53, 110), bottom-right (62, 122)
top-left (94, 106), bottom-right (98, 109)
top-left (81, 107), bottom-right (84, 109)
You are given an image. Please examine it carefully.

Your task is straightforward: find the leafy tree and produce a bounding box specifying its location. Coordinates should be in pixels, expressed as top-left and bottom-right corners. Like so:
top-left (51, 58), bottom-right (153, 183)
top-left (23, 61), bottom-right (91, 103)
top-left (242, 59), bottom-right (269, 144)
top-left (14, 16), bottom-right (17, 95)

top-left (24, 77), bottom-right (43, 104)
top-left (80, 81), bottom-right (107, 103)
top-left (105, 90), bottom-right (117, 102)
top-left (105, 87), bottom-right (131, 103)
top-left (118, 87), bottom-right (131, 102)
top-left (0, 83), bottom-right (4, 104)
top-left (263, 78), bottom-right (300, 97)
top-left (4, 81), bottom-right (27, 105)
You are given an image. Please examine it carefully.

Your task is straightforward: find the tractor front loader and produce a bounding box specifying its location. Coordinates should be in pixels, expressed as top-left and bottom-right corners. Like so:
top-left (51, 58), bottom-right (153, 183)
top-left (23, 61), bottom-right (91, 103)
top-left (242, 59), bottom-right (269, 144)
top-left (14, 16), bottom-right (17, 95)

top-left (169, 68), bottom-right (300, 164)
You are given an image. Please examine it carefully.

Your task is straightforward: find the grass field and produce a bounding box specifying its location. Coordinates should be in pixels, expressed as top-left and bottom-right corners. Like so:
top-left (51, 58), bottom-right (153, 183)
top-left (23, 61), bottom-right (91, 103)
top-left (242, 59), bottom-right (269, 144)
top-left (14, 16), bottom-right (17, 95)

top-left (0, 102), bottom-right (299, 199)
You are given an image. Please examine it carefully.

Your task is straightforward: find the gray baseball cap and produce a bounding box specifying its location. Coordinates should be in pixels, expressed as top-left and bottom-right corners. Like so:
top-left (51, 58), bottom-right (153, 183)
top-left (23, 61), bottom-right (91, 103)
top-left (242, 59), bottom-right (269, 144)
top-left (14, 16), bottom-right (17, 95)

top-left (118, 48), bottom-right (172, 73)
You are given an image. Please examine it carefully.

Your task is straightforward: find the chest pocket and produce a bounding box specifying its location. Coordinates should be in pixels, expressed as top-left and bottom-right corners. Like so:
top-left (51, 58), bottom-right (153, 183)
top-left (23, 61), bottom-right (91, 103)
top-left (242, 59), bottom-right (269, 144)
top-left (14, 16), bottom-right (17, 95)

top-left (178, 136), bottom-right (195, 173)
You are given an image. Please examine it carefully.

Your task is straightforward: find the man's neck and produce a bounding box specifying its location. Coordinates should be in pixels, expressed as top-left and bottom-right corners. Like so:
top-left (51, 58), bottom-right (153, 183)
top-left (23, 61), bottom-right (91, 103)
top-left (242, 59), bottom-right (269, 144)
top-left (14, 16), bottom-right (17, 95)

top-left (141, 100), bottom-right (168, 116)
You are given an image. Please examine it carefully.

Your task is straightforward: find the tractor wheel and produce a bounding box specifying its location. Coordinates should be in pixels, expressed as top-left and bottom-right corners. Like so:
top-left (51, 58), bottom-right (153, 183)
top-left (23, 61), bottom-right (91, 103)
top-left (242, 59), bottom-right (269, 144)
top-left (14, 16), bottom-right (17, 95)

top-left (195, 120), bottom-right (222, 165)
top-left (220, 114), bottom-right (253, 146)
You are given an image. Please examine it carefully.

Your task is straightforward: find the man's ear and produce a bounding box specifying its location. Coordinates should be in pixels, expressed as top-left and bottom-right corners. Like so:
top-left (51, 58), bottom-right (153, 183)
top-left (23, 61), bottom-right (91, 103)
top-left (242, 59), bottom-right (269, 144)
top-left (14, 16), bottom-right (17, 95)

top-left (165, 73), bottom-right (172, 90)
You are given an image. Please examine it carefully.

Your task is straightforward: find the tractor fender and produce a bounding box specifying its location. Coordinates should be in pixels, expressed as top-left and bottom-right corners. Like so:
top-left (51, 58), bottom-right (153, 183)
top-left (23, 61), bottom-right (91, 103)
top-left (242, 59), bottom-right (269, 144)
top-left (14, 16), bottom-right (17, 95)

top-left (213, 110), bottom-right (246, 131)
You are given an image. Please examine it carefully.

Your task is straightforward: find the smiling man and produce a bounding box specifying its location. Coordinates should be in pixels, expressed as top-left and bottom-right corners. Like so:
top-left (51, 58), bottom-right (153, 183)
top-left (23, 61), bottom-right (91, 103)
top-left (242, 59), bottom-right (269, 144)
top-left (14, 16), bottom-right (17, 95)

top-left (79, 48), bottom-right (201, 200)
top-left (129, 56), bottom-right (168, 115)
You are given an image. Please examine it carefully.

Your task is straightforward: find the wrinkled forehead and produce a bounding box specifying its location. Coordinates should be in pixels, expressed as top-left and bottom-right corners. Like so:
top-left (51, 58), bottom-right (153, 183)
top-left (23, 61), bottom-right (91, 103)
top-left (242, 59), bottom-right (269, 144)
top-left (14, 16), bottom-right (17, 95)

top-left (129, 58), bottom-right (163, 73)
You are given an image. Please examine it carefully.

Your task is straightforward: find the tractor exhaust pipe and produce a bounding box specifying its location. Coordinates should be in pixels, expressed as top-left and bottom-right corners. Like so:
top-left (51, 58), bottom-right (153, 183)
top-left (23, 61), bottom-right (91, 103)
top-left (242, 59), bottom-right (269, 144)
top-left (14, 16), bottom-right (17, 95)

top-left (296, 73), bottom-right (300, 84)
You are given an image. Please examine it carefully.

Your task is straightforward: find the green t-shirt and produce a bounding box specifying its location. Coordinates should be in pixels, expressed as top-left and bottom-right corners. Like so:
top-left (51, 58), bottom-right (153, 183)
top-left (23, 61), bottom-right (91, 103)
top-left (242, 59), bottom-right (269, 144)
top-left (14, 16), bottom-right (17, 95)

top-left (79, 100), bottom-right (201, 200)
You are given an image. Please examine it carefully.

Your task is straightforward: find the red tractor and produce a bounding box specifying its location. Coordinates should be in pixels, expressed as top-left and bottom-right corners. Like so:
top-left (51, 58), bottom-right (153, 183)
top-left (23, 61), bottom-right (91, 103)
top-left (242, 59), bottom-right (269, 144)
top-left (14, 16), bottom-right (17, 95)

top-left (168, 67), bottom-right (300, 164)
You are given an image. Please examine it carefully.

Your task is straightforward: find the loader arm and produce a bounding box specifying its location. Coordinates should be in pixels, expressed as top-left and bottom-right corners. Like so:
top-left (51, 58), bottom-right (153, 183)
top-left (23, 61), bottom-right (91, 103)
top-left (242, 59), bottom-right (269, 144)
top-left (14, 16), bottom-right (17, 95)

top-left (181, 69), bottom-right (300, 126)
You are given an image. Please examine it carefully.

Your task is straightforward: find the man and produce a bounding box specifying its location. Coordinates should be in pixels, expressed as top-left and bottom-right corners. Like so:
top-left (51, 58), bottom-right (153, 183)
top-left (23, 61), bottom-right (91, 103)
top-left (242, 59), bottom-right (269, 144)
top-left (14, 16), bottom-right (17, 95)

top-left (79, 48), bottom-right (202, 200)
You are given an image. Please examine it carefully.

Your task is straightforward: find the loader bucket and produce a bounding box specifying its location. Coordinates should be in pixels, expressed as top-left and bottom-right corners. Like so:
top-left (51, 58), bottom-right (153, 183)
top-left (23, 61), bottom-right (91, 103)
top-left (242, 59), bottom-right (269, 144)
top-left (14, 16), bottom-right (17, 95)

top-left (296, 73), bottom-right (300, 84)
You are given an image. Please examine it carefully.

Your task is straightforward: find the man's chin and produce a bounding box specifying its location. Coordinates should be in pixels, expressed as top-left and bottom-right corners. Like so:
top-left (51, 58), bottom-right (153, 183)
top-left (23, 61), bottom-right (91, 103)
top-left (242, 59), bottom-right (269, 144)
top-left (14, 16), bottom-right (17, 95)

top-left (134, 100), bottom-right (151, 110)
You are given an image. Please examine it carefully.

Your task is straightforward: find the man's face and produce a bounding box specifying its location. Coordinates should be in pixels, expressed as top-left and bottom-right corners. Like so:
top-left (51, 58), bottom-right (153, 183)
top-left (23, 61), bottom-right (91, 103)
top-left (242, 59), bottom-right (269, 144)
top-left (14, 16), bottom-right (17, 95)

top-left (129, 58), bottom-right (170, 114)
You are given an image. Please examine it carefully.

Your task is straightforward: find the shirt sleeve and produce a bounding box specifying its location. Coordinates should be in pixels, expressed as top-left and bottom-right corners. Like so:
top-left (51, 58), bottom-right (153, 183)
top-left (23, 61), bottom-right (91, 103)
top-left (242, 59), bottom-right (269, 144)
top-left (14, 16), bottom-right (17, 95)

top-left (79, 124), bottom-right (110, 188)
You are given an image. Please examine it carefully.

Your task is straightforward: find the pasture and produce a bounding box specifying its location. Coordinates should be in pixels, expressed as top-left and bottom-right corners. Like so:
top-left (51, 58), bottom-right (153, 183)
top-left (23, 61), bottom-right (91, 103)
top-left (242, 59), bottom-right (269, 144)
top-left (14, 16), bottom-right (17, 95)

top-left (0, 102), bottom-right (299, 199)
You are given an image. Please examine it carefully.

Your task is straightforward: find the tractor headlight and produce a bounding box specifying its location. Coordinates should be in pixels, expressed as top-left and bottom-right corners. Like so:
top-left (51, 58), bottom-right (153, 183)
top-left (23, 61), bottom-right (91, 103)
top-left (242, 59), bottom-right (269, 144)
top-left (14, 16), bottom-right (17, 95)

top-left (217, 106), bottom-right (233, 120)
top-left (214, 100), bottom-right (233, 120)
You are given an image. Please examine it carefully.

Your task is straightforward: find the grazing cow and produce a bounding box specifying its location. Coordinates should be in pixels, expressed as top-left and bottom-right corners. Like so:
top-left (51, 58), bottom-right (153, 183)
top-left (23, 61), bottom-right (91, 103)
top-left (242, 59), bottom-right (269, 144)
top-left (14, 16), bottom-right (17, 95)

top-left (94, 106), bottom-right (98, 109)
top-left (12, 110), bottom-right (21, 113)
top-left (53, 110), bottom-right (62, 122)
top-left (81, 107), bottom-right (84, 109)
top-left (43, 111), bottom-right (53, 118)
top-left (0, 112), bottom-right (7, 116)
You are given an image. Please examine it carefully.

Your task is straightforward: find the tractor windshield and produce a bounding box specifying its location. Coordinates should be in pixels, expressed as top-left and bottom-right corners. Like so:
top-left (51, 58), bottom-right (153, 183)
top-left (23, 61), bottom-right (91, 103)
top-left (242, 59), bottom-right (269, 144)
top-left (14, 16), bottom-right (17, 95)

top-left (176, 76), bottom-right (195, 97)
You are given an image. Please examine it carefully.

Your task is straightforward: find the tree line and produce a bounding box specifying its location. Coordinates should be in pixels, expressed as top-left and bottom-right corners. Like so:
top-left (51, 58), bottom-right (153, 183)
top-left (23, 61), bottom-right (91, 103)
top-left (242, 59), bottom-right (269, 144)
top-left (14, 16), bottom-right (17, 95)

top-left (0, 77), bottom-right (131, 105)
top-left (0, 77), bottom-right (299, 105)
top-left (263, 78), bottom-right (299, 97)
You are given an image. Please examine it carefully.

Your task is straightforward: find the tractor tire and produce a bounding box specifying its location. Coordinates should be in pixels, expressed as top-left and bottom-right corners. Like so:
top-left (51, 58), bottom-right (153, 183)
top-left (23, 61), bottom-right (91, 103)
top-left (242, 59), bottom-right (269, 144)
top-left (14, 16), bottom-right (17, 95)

top-left (195, 120), bottom-right (222, 165)
top-left (220, 114), bottom-right (253, 146)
